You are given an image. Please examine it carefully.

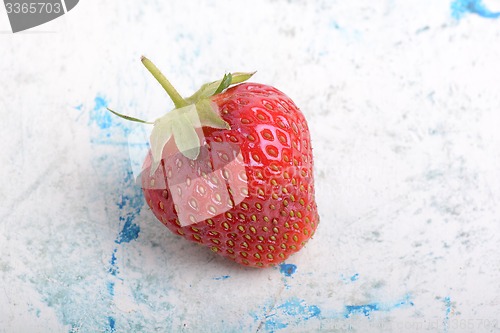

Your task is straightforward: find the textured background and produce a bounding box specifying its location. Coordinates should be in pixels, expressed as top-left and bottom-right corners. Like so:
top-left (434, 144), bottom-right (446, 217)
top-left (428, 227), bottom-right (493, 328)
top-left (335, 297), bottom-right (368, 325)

top-left (1, 0), bottom-right (500, 332)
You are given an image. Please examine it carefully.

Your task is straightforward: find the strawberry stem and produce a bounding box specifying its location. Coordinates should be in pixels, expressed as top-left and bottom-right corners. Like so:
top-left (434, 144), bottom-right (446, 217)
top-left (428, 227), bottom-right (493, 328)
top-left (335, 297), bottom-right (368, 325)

top-left (107, 58), bottom-right (256, 170)
top-left (141, 56), bottom-right (188, 108)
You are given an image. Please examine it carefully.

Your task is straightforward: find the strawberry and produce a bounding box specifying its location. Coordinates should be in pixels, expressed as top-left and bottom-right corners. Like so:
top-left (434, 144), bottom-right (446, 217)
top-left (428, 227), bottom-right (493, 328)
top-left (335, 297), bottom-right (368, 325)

top-left (109, 56), bottom-right (319, 268)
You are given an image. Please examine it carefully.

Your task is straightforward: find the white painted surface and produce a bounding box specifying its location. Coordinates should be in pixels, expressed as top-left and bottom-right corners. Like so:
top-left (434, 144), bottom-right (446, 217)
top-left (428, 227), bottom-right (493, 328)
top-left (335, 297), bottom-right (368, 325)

top-left (1, 1), bottom-right (500, 332)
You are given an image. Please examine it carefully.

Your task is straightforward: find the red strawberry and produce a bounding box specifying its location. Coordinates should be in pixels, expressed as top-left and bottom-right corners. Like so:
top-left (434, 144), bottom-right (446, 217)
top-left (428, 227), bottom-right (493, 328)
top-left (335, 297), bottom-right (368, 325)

top-left (109, 56), bottom-right (319, 268)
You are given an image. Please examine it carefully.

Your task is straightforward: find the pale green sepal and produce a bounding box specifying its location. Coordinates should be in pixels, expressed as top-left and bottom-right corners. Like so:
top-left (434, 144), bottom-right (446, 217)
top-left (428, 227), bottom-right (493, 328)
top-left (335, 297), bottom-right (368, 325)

top-left (186, 71), bottom-right (256, 103)
top-left (149, 113), bottom-right (173, 175)
top-left (195, 99), bottom-right (230, 130)
top-left (228, 71), bottom-right (256, 85)
top-left (171, 105), bottom-right (201, 160)
top-left (106, 108), bottom-right (153, 124)
top-left (178, 104), bottom-right (202, 127)
top-left (185, 83), bottom-right (216, 103)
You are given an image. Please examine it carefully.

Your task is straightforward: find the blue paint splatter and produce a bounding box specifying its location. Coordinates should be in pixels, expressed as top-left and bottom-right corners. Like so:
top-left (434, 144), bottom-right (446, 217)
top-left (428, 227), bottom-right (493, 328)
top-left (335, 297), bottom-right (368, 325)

top-left (278, 298), bottom-right (321, 319)
top-left (265, 319), bottom-right (288, 332)
top-left (253, 294), bottom-right (413, 332)
top-left (74, 103), bottom-right (83, 111)
top-left (393, 295), bottom-right (415, 308)
top-left (87, 94), bottom-right (146, 333)
top-left (340, 273), bottom-right (360, 283)
top-left (94, 96), bottom-right (107, 110)
top-left (344, 304), bottom-right (379, 318)
top-left (443, 296), bottom-right (452, 332)
top-left (115, 219), bottom-right (140, 244)
top-left (88, 95), bottom-right (139, 145)
top-left (105, 248), bottom-right (120, 333)
top-left (107, 281), bottom-right (115, 297)
top-left (344, 294), bottom-right (414, 318)
top-left (115, 170), bottom-right (144, 244)
top-left (116, 173), bottom-right (143, 210)
top-left (213, 275), bottom-right (230, 280)
top-left (90, 96), bottom-right (113, 129)
top-left (451, 0), bottom-right (500, 19)
top-left (279, 263), bottom-right (297, 277)
top-left (105, 159), bottom-right (143, 332)
top-left (108, 249), bottom-right (118, 276)
top-left (106, 248), bottom-right (119, 332)
top-left (264, 297), bottom-right (321, 332)
top-left (107, 317), bottom-right (116, 333)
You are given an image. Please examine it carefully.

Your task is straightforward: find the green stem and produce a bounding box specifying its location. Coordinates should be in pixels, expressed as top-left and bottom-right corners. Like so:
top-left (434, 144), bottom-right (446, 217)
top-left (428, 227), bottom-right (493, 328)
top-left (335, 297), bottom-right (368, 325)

top-left (141, 56), bottom-right (188, 108)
